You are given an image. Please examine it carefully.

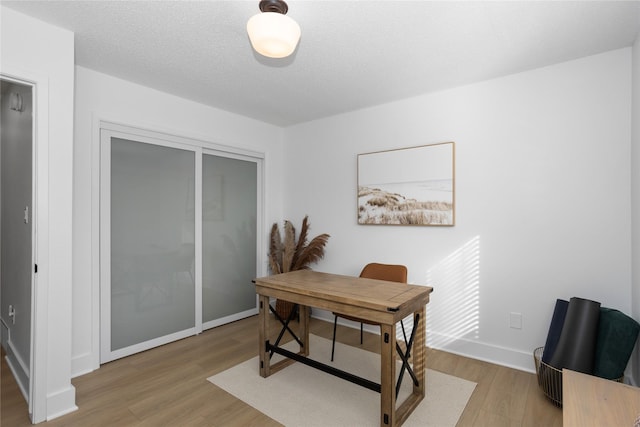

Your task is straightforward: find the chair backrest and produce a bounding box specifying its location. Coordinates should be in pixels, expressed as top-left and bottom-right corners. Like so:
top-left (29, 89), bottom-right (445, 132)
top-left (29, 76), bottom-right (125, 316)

top-left (359, 263), bottom-right (407, 283)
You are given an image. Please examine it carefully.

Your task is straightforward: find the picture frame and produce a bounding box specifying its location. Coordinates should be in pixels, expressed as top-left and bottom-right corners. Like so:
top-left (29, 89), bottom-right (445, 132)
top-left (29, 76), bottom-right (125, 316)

top-left (357, 142), bottom-right (455, 226)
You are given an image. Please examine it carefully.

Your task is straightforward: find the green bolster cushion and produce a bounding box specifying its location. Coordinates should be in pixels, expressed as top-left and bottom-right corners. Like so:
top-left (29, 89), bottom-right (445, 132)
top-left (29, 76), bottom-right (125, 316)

top-left (593, 307), bottom-right (640, 380)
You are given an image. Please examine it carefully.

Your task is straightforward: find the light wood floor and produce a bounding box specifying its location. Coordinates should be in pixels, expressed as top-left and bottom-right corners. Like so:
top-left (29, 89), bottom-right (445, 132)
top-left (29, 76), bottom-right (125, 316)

top-left (1, 315), bottom-right (562, 426)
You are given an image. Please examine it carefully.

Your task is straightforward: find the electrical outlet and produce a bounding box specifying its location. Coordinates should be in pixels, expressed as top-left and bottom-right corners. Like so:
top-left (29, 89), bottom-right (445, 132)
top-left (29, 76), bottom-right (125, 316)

top-left (509, 312), bottom-right (522, 329)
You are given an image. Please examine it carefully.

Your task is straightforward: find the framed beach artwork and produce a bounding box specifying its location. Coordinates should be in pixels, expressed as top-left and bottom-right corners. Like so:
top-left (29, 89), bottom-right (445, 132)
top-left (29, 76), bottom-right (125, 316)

top-left (357, 142), bottom-right (455, 226)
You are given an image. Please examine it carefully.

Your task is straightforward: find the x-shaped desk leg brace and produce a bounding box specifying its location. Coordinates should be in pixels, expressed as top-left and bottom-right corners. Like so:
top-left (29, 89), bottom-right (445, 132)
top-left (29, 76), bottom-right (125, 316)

top-left (268, 302), bottom-right (304, 359)
top-left (395, 313), bottom-right (421, 399)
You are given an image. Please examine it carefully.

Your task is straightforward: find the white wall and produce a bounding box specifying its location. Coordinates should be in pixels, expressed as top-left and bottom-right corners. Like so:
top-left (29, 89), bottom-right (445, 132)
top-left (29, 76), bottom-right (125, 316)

top-left (1, 6), bottom-right (76, 421)
top-left (631, 32), bottom-right (640, 386)
top-left (283, 49), bottom-right (633, 373)
top-left (72, 66), bottom-right (284, 375)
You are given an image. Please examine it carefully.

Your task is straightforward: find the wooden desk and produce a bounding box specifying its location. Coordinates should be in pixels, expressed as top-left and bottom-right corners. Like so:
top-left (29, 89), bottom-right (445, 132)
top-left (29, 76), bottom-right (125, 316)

top-left (563, 369), bottom-right (640, 427)
top-left (254, 270), bottom-right (433, 427)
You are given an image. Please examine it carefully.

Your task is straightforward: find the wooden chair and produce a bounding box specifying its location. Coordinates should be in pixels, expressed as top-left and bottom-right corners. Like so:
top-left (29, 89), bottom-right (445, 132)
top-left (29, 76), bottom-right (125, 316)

top-left (331, 263), bottom-right (408, 361)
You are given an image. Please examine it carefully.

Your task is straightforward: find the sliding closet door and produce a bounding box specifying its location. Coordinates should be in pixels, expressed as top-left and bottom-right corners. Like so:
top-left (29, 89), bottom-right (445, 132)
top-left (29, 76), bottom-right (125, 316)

top-left (101, 132), bottom-right (198, 362)
top-left (100, 124), bottom-right (262, 362)
top-left (202, 152), bottom-right (258, 328)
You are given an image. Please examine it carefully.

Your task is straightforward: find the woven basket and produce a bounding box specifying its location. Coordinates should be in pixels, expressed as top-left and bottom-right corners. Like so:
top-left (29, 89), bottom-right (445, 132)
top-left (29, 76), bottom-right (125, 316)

top-left (275, 299), bottom-right (297, 321)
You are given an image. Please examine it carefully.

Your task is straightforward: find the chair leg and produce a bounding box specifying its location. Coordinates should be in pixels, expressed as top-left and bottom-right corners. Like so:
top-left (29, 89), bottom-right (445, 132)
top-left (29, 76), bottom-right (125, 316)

top-left (331, 315), bottom-right (338, 361)
top-left (360, 322), bottom-right (363, 344)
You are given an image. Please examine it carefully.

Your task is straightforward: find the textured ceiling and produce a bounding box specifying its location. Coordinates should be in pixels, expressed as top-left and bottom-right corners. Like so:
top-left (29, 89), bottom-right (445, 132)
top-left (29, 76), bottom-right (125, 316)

top-left (3, 1), bottom-right (640, 126)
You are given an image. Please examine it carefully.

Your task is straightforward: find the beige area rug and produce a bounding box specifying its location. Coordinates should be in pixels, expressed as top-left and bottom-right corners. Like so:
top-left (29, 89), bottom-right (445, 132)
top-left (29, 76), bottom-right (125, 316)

top-left (208, 335), bottom-right (476, 426)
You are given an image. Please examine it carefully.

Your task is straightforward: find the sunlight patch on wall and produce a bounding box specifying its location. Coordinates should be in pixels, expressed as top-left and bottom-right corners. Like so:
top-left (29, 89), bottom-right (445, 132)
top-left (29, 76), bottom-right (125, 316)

top-left (424, 236), bottom-right (480, 349)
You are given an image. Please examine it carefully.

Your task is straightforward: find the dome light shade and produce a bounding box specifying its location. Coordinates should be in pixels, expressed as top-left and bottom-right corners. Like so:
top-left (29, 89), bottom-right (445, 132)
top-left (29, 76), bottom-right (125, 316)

top-left (247, 2), bottom-right (301, 59)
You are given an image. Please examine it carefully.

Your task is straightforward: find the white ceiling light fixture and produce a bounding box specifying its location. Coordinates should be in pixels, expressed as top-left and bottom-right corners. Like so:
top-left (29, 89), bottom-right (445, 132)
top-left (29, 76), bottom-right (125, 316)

top-left (247, 0), bottom-right (301, 59)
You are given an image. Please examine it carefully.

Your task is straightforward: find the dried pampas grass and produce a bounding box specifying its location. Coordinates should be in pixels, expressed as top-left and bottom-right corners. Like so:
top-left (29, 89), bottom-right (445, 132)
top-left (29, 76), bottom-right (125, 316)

top-left (268, 216), bottom-right (330, 274)
top-left (268, 216), bottom-right (330, 319)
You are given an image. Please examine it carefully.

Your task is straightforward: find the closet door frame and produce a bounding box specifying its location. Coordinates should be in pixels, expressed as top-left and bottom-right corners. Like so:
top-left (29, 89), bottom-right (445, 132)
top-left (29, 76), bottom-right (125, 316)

top-left (98, 122), bottom-right (263, 363)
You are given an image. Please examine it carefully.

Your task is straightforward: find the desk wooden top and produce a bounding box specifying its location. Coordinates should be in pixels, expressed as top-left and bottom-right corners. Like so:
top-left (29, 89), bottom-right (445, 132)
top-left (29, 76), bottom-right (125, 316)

top-left (254, 270), bottom-right (433, 315)
top-left (563, 369), bottom-right (640, 427)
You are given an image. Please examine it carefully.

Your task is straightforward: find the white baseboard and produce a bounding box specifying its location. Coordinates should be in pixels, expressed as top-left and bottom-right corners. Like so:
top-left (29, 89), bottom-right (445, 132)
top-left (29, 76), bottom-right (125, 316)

top-left (4, 339), bottom-right (30, 402)
top-left (427, 330), bottom-right (535, 373)
top-left (46, 385), bottom-right (78, 421)
top-left (312, 309), bottom-right (536, 373)
top-left (71, 351), bottom-right (96, 378)
top-left (1, 317), bottom-right (9, 350)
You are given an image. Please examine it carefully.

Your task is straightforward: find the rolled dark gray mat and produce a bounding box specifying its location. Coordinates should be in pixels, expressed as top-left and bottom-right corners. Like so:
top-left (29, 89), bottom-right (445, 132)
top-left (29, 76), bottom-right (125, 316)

top-left (541, 299), bottom-right (569, 363)
top-left (548, 297), bottom-right (601, 374)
